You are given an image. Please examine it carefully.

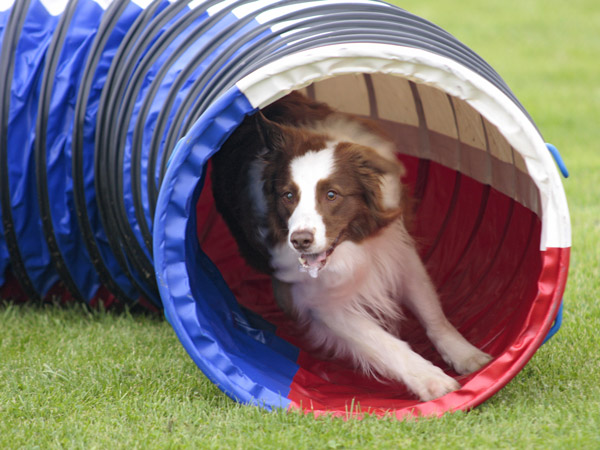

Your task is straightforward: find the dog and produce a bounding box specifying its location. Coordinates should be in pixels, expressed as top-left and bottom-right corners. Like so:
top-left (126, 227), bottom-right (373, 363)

top-left (211, 91), bottom-right (492, 401)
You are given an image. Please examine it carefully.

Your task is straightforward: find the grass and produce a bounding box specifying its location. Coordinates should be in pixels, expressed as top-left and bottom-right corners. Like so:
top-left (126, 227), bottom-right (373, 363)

top-left (1, 0), bottom-right (599, 448)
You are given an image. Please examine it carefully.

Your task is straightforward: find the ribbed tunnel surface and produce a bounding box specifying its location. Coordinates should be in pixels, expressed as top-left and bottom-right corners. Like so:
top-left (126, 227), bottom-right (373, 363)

top-left (0, 0), bottom-right (569, 418)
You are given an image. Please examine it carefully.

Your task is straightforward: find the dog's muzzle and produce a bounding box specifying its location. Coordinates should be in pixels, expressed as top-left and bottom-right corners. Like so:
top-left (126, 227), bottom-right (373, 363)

top-left (298, 235), bottom-right (341, 278)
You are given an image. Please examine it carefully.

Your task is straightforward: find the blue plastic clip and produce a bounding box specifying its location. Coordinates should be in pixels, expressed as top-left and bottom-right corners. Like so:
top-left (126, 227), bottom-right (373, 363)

top-left (546, 143), bottom-right (569, 178)
top-left (542, 301), bottom-right (563, 345)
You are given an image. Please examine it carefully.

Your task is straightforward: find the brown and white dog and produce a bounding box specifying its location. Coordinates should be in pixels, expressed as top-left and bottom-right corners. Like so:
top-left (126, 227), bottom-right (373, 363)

top-left (211, 92), bottom-right (492, 401)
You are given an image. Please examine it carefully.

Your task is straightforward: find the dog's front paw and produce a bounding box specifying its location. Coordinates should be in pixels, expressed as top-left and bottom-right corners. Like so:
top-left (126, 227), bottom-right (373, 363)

top-left (435, 334), bottom-right (493, 375)
top-left (405, 364), bottom-right (461, 402)
top-left (449, 348), bottom-right (493, 375)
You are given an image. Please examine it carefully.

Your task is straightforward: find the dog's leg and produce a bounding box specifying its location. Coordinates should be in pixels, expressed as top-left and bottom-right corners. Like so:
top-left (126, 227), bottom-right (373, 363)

top-left (401, 246), bottom-right (493, 375)
top-left (310, 307), bottom-right (461, 401)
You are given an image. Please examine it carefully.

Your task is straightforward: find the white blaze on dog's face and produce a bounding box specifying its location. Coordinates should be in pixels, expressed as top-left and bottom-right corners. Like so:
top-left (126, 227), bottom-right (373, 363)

top-left (287, 147), bottom-right (335, 256)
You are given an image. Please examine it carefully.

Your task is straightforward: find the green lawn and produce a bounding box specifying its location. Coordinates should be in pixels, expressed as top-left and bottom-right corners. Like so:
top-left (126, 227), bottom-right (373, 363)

top-left (1, 0), bottom-right (599, 448)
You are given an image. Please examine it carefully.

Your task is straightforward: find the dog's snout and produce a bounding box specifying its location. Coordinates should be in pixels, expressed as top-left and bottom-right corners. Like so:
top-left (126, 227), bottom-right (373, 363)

top-left (290, 230), bottom-right (314, 251)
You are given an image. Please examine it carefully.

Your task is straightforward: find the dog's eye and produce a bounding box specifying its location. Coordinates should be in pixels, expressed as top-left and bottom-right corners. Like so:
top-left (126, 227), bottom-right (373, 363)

top-left (282, 191), bottom-right (294, 202)
top-left (326, 190), bottom-right (338, 201)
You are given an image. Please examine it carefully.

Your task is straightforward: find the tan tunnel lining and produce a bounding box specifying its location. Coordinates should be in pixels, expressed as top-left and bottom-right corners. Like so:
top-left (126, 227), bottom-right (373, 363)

top-left (298, 73), bottom-right (540, 216)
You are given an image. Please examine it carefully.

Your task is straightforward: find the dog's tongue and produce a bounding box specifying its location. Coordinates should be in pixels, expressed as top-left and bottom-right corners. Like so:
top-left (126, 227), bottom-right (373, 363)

top-left (302, 252), bottom-right (327, 266)
top-left (299, 251), bottom-right (328, 278)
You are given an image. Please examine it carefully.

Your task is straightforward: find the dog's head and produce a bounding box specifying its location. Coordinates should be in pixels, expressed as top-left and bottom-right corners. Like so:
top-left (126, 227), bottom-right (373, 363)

top-left (257, 112), bottom-right (406, 276)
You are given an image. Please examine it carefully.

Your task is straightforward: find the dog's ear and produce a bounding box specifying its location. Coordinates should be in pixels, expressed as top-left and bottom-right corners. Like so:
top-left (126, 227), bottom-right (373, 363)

top-left (339, 143), bottom-right (406, 229)
top-left (254, 111), bottom-right (286, 153)
top-left (360, 147), bottom-right (406, 180)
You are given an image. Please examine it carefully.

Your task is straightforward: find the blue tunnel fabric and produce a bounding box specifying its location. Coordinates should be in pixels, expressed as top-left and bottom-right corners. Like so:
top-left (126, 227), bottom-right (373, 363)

top-left (101, 1), bottom-right (233, 300)
top-left (0, 2), bottom-right (13, 285)
top-left (154, 86), bottom-right (300, 410)
top-left (115, 1), bottom-right (205, 262)
top-left (0, 0), bottom-right (60, 298)
top-left (126, 5), bottom-right (273, 255)
top-left (36, 0), bottom-right (105, 301)
top-left (93, 0), bottom-right (181, 304)
top-left (71, 0), bottom-right (160, 304)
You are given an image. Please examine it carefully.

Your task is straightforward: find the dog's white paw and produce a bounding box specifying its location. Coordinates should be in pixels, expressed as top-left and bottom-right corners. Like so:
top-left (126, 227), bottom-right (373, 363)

top-left (405, 364), bottom-right (461, 402)
top-left (448, 348), bottom-right (493, 375)
top-left (434, 333), bottom-right (493, 376)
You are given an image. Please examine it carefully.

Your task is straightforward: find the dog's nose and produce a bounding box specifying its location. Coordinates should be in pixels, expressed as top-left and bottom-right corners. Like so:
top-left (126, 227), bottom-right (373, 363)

top-left (290, 230), bottom-right (314, 251)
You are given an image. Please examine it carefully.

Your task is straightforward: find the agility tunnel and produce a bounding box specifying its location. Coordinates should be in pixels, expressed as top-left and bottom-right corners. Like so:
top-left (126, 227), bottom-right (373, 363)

top-left (0, 0), bottom-right (570, 418)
